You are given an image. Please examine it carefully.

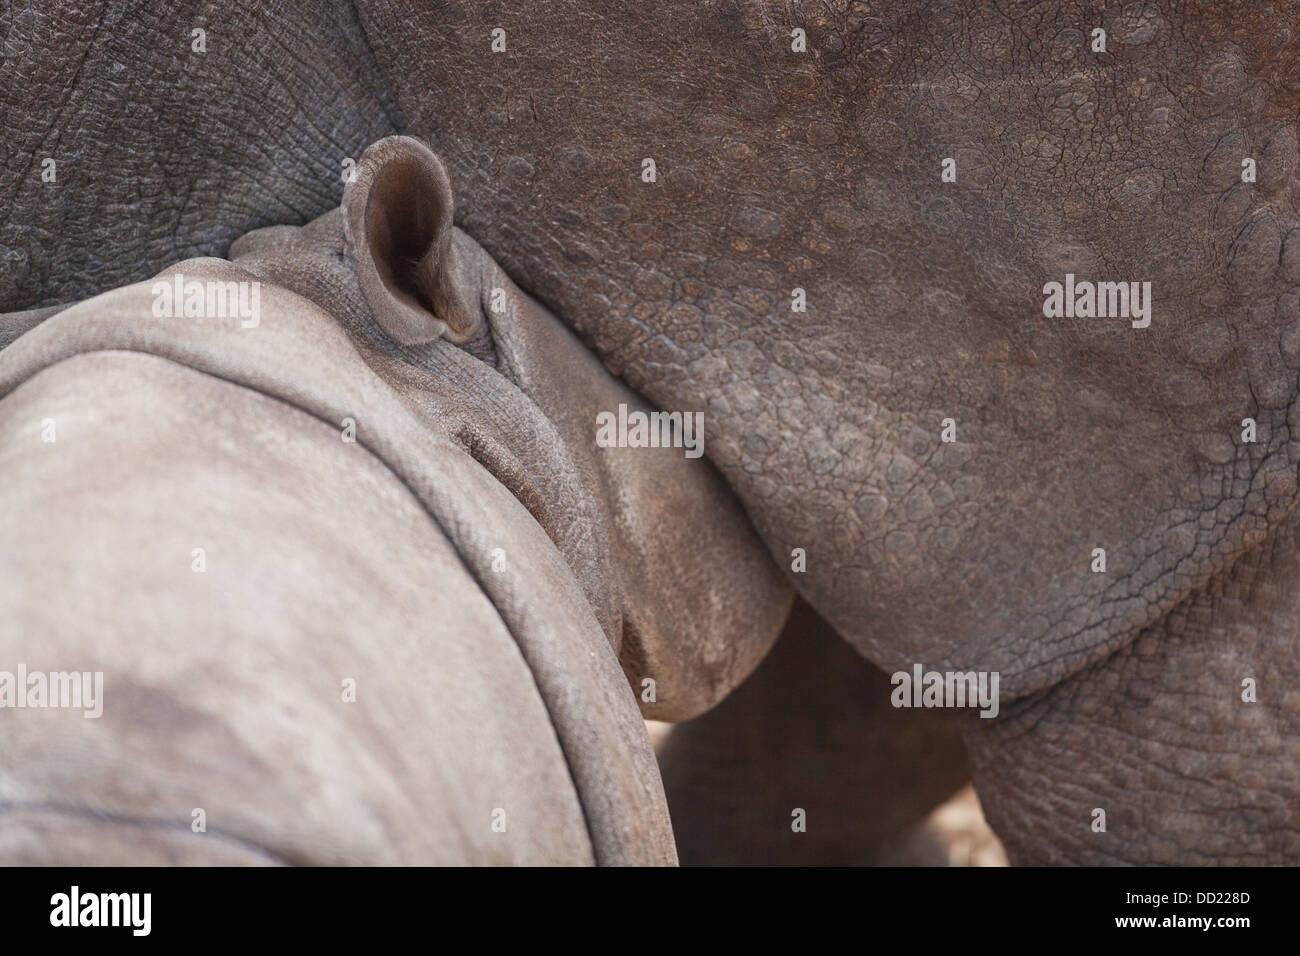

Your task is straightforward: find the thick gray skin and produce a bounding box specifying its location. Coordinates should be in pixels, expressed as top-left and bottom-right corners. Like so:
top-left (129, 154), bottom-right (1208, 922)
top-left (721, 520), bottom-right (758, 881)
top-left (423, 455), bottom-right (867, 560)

top-left (0, 138), bottom-right (790, 864)
top-left (7, 3), bottom-right (1300, 862)
top-left (348, 1), bottom-right (1300, 864)
top-left (0, 1), bottom-right (398, 309)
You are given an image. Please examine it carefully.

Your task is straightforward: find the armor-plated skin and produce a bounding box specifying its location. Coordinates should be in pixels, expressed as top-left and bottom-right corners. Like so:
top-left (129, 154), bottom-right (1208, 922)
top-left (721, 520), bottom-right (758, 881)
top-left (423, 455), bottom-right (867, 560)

top-left (4, 3), bottom-right (1300, 863)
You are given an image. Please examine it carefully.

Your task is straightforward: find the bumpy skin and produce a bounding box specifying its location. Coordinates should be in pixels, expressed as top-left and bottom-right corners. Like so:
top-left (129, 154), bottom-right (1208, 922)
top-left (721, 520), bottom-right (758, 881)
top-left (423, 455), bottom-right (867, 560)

top-left (0, 1), bottom-right (396, 309)
top-left (357, 4), bottom-right (1300, 861)
top-left (6, 4), bottom-right (1300, 862)
top-left (361, 1), bottom-right (1300, 693)
top-left (0, 138), bottom-right (790, 863)
top-left (968, 517), bottom-right (1300, 864)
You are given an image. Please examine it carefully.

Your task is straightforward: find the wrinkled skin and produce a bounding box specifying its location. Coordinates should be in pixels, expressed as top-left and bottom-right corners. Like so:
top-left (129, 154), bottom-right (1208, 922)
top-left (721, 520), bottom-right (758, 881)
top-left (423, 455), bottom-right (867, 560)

top-left (0, 1), bottom-right (398, 309)
top-left (5, 3), bottom-right (1300, 862)
top-left (368, 1), bottom-right (1300, 692)
top-left (0, 137), bottom-right (789, 863)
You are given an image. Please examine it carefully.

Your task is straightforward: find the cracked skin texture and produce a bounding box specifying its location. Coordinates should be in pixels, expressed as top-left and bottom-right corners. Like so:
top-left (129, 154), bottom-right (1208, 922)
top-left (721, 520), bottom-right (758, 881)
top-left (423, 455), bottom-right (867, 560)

top-left (6, 4), bottom-right (1300, 861)
top-left (10, 3), bottom-right (1300, 697)
top-left (0, 1), bottom-right (399, 309)
top-left (350, 1), bottom-right (1300, 706)
top-left (967, 511), bottom-right (1300, 864)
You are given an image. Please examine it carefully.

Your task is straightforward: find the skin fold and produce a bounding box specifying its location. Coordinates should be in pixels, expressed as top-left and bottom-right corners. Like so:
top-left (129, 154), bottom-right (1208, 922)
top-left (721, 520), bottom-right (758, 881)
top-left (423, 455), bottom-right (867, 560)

top-left (0, 137), bottom-right (789, 864)
top-left (3, 3), bottom-right (1299, 863)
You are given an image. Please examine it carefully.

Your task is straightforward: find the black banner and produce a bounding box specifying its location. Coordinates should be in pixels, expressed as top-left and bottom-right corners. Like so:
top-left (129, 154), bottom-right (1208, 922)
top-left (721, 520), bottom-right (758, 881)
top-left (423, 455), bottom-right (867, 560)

top-left (0, 866), bottom-right (1284, 942)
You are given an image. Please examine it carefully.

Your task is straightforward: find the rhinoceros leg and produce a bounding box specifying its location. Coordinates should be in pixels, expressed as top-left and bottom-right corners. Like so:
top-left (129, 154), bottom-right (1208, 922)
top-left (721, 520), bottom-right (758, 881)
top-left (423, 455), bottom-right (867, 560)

top-left (658, 599), bottom-right (972, 865)
top-left (966, 521), bottom-right (1300, 865)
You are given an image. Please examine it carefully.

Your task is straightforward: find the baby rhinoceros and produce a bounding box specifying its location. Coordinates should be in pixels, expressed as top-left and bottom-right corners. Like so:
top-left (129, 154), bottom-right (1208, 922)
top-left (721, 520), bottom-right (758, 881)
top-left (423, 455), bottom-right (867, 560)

top-left (0, 136), bottom-right (792, 866)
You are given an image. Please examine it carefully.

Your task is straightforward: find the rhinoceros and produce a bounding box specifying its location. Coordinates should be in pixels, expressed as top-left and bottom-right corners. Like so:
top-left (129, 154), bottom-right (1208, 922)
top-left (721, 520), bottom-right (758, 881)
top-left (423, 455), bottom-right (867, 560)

top-left (0, 137), bottom-right (790, 864)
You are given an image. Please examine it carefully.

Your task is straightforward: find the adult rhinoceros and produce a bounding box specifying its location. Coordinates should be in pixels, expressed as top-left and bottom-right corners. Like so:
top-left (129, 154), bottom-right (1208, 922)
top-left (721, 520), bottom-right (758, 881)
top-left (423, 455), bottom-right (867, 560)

top-left (4, 1), bottom-right (1300, 864)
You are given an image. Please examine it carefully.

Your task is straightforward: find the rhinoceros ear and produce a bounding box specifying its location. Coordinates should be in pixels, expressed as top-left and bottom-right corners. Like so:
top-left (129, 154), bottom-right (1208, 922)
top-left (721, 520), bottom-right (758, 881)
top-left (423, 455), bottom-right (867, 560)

top-left (342, 136), bottom-right (479, 345)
